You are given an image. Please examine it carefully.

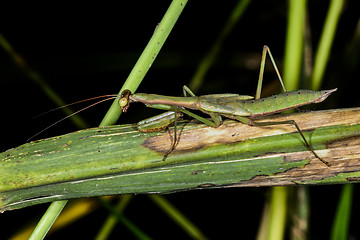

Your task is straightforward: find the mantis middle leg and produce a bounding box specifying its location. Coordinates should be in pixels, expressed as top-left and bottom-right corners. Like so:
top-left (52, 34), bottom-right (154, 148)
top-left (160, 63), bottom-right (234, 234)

top-left (256, 45), bottom-right (287, 100)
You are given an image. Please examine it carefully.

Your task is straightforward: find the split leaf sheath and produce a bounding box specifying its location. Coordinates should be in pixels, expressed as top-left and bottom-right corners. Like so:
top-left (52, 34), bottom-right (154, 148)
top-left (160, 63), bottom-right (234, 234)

top-left (1, 107), bottom-right (360, 212)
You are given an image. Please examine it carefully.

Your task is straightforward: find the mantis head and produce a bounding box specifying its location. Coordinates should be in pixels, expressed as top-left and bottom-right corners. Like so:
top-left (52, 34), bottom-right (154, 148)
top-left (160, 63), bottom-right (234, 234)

top-left (119, 89), bottom-right (132, 112)
top-left (313, 88), bottom-right (337, 103)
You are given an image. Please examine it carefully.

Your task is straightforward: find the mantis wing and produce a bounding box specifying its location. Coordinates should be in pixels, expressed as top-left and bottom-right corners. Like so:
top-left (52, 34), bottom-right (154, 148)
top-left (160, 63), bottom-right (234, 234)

top-left (198, 96), bottom-right (252, 116)
top-left (200, 94), bottom-right (253, 100)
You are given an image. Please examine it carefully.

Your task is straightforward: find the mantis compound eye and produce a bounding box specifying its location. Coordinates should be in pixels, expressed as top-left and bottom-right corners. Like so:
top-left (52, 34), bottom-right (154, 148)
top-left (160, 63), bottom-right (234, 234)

top-left (118, 98), bottom-right (128, 108)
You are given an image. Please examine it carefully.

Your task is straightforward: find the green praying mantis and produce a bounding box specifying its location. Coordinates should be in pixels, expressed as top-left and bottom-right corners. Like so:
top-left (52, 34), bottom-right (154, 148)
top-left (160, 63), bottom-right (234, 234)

top-left (31, 46), bottom-right (336, 166)
top-left (119, 46), bottom-right (337, 166)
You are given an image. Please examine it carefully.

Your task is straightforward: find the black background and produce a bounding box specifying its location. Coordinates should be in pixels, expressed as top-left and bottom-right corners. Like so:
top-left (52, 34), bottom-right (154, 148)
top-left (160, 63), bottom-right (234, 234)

top-left (1, 1), bottom-right (360, 239)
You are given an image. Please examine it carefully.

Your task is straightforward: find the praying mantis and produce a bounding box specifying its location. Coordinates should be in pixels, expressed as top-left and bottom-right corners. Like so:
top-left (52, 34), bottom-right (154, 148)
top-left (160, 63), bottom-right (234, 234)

top-left (119, 46), bottom-right (337, 166)
top-left (31, 46), bottom-right (336, 166)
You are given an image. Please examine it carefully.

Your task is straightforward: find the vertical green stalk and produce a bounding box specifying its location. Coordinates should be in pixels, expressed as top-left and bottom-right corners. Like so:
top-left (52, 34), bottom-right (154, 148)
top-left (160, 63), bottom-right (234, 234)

top-left (282, 1), bottom-right (307, 239)
top-left (311, 0), bottom-right (344, 90)
top-left (290, 187), bottom-right (310, 240)
top-left (0, 34), bottom-right (88, 129)
top-left (264, 1), bottom-right (307, 239)
top-left (28, 1), bottom-right (188, 239)
top-left (256, 202), bottom-right (270, 240)
top-left (28, 200), bottom-right (67, 240)
top-left (267, 187), bottom-right (287, 240)
top-left (309, 0), bottom-right (351, 239)
top-left (330, 184), bottom-right (353, 240)
top-left (283, 0), bottom-right (306, 91)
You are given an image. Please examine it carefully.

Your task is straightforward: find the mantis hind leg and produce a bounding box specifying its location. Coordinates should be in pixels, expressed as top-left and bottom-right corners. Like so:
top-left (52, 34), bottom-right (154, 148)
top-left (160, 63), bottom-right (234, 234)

top-left (234, 116), bottom-right (330, 166)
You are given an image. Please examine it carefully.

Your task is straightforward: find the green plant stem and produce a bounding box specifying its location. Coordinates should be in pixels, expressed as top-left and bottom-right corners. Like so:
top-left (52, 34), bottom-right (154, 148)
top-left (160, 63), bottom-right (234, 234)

top-left (266, 1), bottom-right (306, 239)
top-left (309, 1), bottom-right (349, 239)
top-left (96, 197), bottom-right (151, 240)
top-left (283, 0), bottom-right (306, 91)
top-left (267, 187), bottom-right (287, 240)
top-left (289, 186), bottom-right (310, 240)
top-left (0, 33), bottom-right (88, 129)
top-left (311, 0), bottom-right (344, 90)
top-left (28, 200), bottom-right (67, 240)
top-left (150, 195), bottom-right (208, 240)
top-left (330, 184), bottom-right (353, 240)
top-left (95, 195), bottom-right (133, 240)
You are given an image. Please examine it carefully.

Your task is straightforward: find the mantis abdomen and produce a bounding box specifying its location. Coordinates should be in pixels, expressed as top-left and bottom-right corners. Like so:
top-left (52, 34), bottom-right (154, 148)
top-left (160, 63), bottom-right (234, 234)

top-left (242, 89), bottom-right (336, 117)
top-left (219, 89), bottom-right (337, 117)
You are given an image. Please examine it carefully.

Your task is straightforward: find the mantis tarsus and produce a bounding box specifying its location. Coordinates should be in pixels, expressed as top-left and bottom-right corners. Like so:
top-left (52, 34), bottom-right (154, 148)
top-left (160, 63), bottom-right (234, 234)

top-left (119, 46), bottom-right (337, 166)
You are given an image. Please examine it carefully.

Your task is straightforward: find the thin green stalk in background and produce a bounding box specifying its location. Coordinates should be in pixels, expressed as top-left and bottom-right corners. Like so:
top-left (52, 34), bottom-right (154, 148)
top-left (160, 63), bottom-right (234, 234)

top-left (283, 2), bottom-right (310, 240)
top-left (28, 1), bottom-right (188, 239)
top-left (289, 187), bottom-right (310, 240)
top-left (311, 0), bottom-right (344, 90)
top-left (283, 1), bottom-right (307, 240)
top-left (95, 195), bottom-right (133, 240)
top-left (266, 187), bottom-right (287, 240)
top-left (188, 0), bottom-right (251, 92)
top-left (263, 1), bottom-right (307, 239)
top-left (309, 0), bottom-right (352, 239)
top-left (283, 0), bottom-right (306, 91)
top-left (256, 201), bottom-right (270, 240)
top-left (150, 195), bottom-right (208, 240)
top-left (266, 0), bottom-right (345, 238)
top-left (96, 197), bottom-right (151, 240)
top-left (28, 200), bottom-right (67, 240)
top-left (0, 33), bottom-right (88, 129)
top-left (331, 184), bottom-right (353, 240)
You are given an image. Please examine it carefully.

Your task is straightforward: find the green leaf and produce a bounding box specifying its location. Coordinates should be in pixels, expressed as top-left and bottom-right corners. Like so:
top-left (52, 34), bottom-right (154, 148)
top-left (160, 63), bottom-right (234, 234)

top-left (1, 108), bottom-right (359, 212)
